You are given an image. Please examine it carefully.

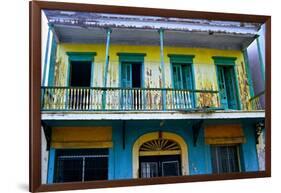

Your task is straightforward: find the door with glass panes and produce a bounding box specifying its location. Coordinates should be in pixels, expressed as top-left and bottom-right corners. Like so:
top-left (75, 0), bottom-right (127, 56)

top-left (120, 62), bottom-right (142, 110)
top-left (172, 63), bottom-right (194, 109)
top-left (139, 155), bottom-right (181, 178)
top-left (217, 65), bottom-right (238, 109)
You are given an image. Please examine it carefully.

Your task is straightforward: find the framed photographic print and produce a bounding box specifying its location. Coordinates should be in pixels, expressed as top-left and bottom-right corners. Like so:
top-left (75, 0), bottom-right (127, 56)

top-left (30, 0), bottom-right (271, 192)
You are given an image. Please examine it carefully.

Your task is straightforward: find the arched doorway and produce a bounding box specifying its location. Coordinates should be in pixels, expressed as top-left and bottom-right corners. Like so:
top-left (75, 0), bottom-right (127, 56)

top-left (132, 132), bottom-right (189, 178)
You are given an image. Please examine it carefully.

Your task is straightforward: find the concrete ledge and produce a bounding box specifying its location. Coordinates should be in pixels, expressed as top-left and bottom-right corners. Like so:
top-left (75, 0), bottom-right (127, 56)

top-left (41, 110), bottom-right (265, 120)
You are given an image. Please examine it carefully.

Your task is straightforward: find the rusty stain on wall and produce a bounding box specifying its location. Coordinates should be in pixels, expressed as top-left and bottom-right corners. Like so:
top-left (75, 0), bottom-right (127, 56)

top-left (52, 44), bottom-right (252, 110)
top-left (237, 61), bottom-right (252, 110)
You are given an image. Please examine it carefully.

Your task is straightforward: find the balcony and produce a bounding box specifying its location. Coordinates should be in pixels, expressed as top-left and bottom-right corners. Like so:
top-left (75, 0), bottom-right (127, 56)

top-left (41, 87), bottom-right (221, 111)
top-left (249, 91), bottom-right (265, 110)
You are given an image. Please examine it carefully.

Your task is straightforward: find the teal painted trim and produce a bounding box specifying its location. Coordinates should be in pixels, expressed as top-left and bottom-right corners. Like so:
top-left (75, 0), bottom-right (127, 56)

top-left (159, 29), bottom-right (166, 110)
top-left (66, 52), bottom-right (97, 86)
top-left (243, 49), bottom-right (255, 98)
top-left (256, 38), bottom-right (265, 83)
top-left (47, 148), bottom-right (56, 184)
top-left (66, 52), bottom-right (96, 61)
top-left (42, 27), bottom-right (51, 86)
top-left (102, 29), bottom-right (112, 109)
top-left (212, 56), bottom-right (237, 66)
top-left (168, 54), bottom-right (195, 63)
top-left (118, 53), bottom-right (146, 109)
top-left (47, 35), bottom-right (57, 86)
top-left (118, 53), bottom-right (146, 87)
top-left (191, 63), bottom-right (197, 108)
top-left (169, 54), bottom-right (196, 108)
top-left (103, 28), bottom-right (112, 88)
top-left (117, 53), bottom-right (146, 62)
top-left (233, 66), bottom-right (242, 110)
top-left (213, 57), bottom-right (241, 110)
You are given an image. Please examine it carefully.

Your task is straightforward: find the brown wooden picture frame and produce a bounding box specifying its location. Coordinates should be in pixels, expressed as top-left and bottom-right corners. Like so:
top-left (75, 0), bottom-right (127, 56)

top-left (30, 0), bottom-right (271, 192)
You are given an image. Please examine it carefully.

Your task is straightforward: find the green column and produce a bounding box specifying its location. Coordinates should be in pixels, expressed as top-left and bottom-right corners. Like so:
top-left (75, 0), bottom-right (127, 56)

top-left (42, 27), bottom-right (51, 86)
top-left (243, 49), bottom-right (254, 98)
top-left (159, 28), bottom-right (166, 110)
top-left (256, 37), bottom-right (265, 85)
top-left (102, 28), bottom-right (112, 109)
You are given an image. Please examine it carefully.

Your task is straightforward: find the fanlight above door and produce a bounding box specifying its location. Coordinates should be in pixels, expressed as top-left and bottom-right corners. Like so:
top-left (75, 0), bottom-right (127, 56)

top-left (139, 139), bottom-right (181, 152)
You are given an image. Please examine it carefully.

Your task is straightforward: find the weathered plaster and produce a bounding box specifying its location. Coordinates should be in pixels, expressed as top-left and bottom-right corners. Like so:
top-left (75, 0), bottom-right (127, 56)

top-left (53, 43), bottom-right (252, 110)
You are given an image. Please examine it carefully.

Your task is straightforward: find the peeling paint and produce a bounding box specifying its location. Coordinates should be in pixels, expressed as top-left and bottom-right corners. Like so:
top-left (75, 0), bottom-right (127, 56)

top-left (53, 43), bottom-right (251, 110)
top-left (44, 10), bottom-right (261, 36)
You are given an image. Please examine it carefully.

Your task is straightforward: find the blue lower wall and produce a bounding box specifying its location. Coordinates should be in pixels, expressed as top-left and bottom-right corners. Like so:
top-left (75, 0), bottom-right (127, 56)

top-left (109, 120), bottom-right (259, 179)
top-left (46, 119), bottom-right (260, 182)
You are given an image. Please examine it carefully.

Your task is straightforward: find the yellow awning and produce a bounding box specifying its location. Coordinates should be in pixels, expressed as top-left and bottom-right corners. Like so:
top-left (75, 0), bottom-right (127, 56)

top-left (51, 126), bottom-right (112, 148)
top-left (204, 124), bottom-right (245, 144)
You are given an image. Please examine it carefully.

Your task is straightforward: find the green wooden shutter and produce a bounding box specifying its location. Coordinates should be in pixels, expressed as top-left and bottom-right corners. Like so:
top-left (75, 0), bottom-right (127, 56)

top-left (172, 64), bottom-right (183, 89)
top-left (121, 62), bottom-right (132, 88)
top-left (217, 66), bottom-right (228, 109)
top-left (182, 65), bottom-right (192, 89)
top-left (121, 62), bottom-right (132, 109)
top-left (182, 64), bottom-right (195, 107)
top-left (224, 68), bottom-right (238, 109)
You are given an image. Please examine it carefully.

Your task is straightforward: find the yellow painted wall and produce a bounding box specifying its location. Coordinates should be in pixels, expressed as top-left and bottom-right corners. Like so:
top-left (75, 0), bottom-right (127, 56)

top-left (54, 44), bottom-right (252, 110)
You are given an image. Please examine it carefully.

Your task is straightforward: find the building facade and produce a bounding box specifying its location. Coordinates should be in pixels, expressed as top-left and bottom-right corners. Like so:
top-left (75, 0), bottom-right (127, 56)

top-left (41, 10), bottom-right (265, 183)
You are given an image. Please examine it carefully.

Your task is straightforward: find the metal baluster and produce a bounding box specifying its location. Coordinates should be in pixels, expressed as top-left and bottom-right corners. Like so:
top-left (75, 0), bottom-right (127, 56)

top-left (187, 91), bottom-right (191, 108)
top-left (137, 89), bottom-right (141, 110)
top-left (74, 88), bottom-right (77, 110)
top-left (134, 89), bottom-right (137, 110)
top-left (180, 90), bottom-right (183, 109)
top-left (89, 89), bottom-right (93, 110)
top-left (86, 88), bottom-right (88, 110)
top-left (82, 88), bottom-right (85, 110)
top-left (176, 90), bottom-right (180, 110)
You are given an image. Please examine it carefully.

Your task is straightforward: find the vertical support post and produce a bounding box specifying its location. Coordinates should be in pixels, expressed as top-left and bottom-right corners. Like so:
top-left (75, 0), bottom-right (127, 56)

top-left (42, 27), bottom-right (51, 86)
top-left (256, 37), bottom-right (265, 84)
top-left (47, 148), bottom-right (56, 184)
top-left (159, 28), bottom-right (166, 110)
top-left (243, 49), bottom-right (255, 98)
top-left (48, 24), bottom-right (58, 86)
top-left (102, 28), bottom-right (112, 109)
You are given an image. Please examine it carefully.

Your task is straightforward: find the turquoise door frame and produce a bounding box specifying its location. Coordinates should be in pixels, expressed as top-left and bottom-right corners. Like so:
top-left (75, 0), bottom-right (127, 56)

top-left (168, 54), bottom-right (196, 108)
top-left (213, 56), bottom-right (241, 110)
top-left (66, 52), bottom-right (97, 87)
top-left (118, 53), bottom-right (146, 109)
top-left (65, 52), bottom-right (96, 109)
top-left (117, 53), bottom-right (146, 88)
top-left (47, 148), bottom-right (56, 183)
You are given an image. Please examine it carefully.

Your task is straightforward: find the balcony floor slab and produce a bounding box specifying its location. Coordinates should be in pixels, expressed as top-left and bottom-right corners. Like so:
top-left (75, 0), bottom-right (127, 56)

top-left (41, 110), bottom-right (265, 121)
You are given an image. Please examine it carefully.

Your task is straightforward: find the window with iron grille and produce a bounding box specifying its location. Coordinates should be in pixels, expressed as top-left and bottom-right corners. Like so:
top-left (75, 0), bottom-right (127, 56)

top-left (211, 145), bottom-right (240, 173)
top-left (54, 149), bottom-right (108, 183)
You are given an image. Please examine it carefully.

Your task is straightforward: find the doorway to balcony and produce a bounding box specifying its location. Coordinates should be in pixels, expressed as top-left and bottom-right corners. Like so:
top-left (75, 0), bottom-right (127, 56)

top-left (119, 53), bottom-right (146, 110)
top-left (120, 61), bottom-right (142, 110)
top-left (70, 61), bottom-right (92, 87)
top-left (217, 65), bottom-right (239, 110)
top-left (69, 60), bottom-right (92, 110)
